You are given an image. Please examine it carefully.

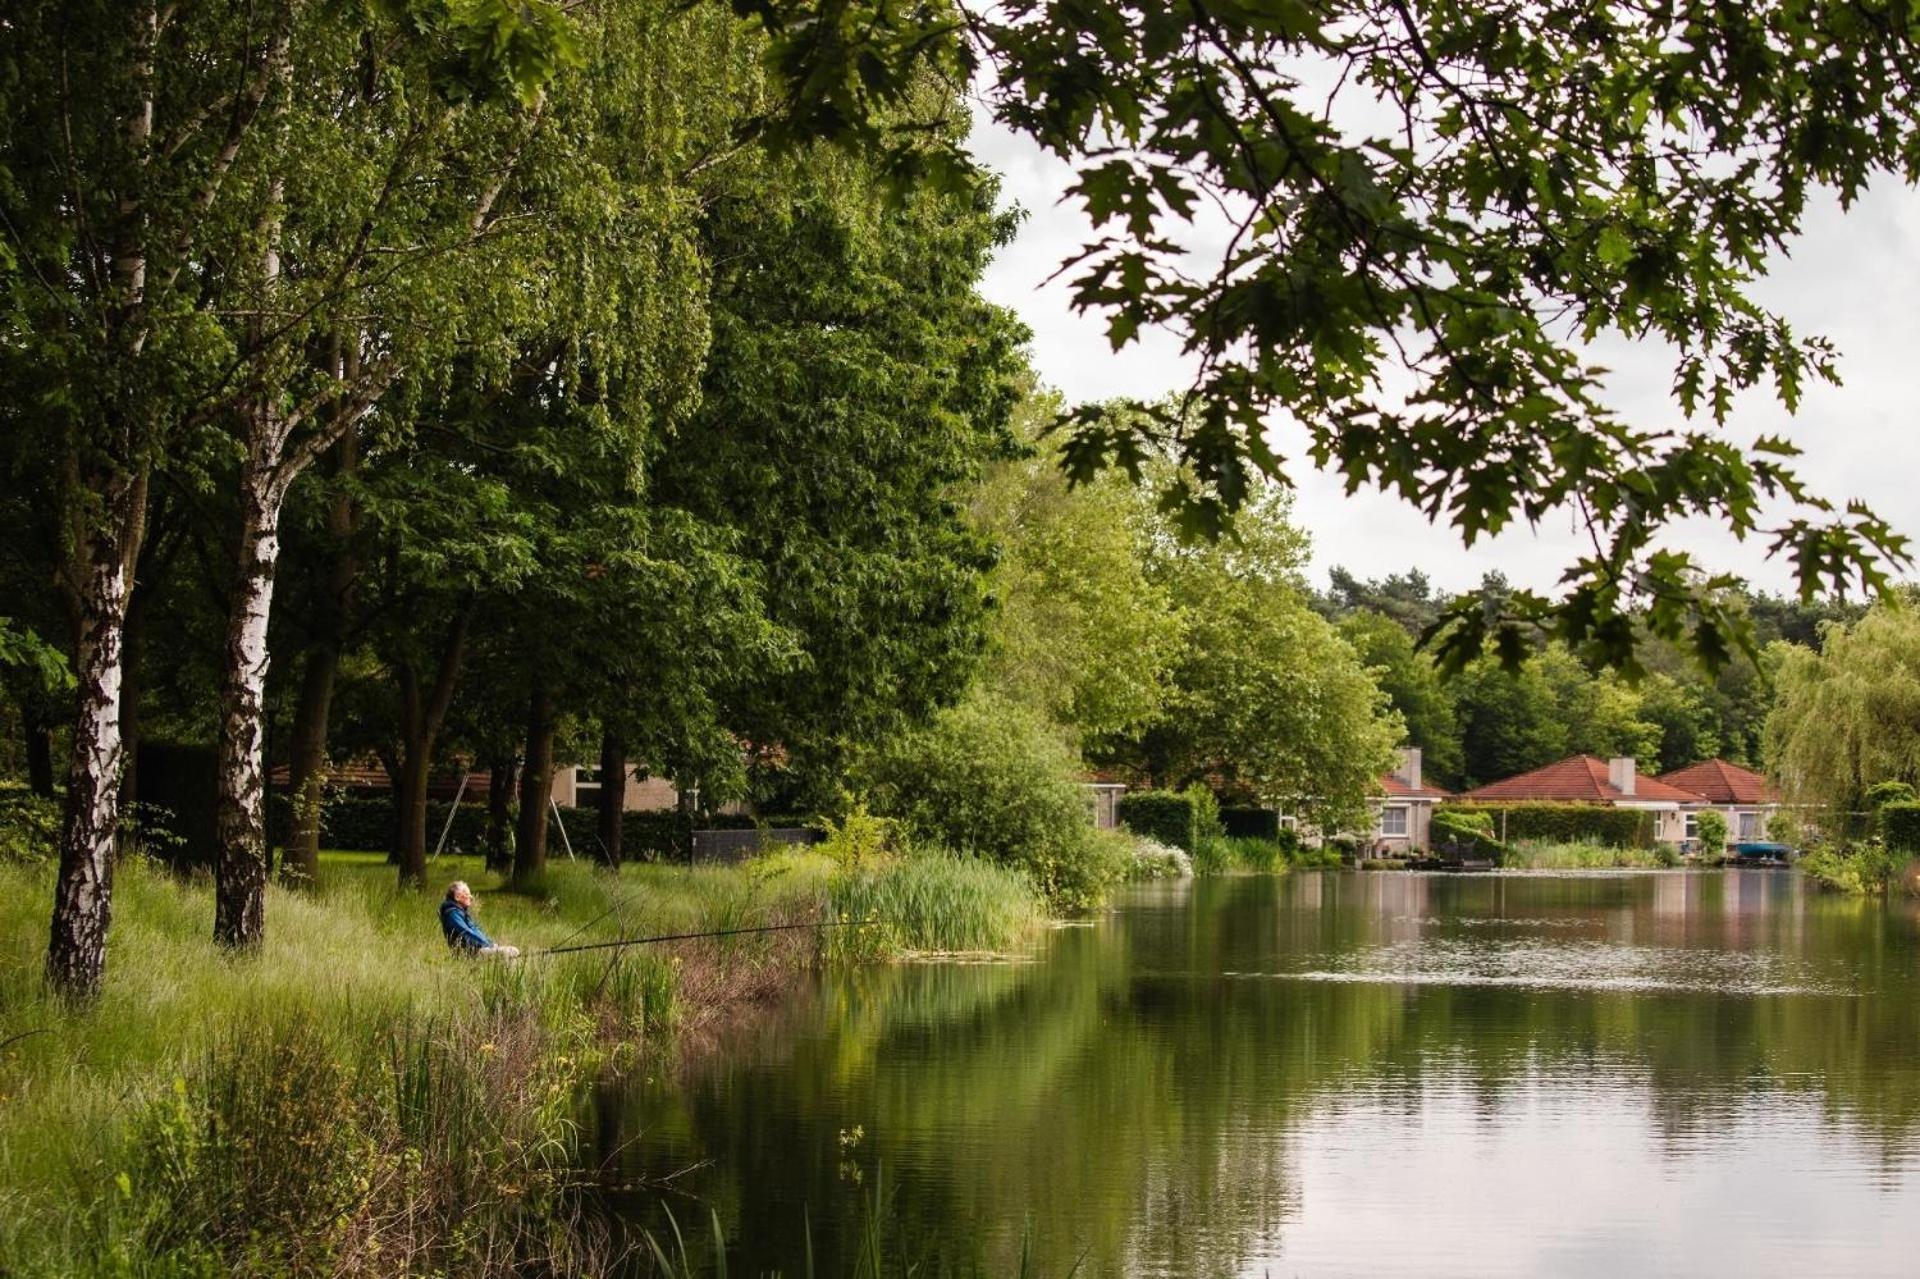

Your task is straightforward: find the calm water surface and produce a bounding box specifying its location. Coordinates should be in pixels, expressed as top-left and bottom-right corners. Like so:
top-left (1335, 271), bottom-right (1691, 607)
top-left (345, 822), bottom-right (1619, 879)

top-left (594, 871), bottom-right (1920, 1276)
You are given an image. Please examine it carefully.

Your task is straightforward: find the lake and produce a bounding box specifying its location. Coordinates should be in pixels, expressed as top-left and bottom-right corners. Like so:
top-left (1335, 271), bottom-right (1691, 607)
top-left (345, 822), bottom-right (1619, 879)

top-left (593, 871), bottom-right (1920, 1276)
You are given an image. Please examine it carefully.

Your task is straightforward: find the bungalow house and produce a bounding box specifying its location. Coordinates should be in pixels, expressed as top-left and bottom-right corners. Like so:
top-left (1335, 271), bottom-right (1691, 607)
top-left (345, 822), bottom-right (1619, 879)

top-left (1369, 748), bottom-right (1450, 854)
top-left (1453, 755), bottom-right (1702, 844)
top-left (1655, 759), bottom-right (1783, 848)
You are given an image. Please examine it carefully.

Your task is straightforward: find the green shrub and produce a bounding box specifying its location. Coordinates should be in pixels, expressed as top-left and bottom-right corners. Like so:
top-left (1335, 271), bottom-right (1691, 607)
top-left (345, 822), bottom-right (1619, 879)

top-left (1801, 844), bottom-right (1895, 895)
top-left (1118, 790), bottom-right (1201, 852)
top-left (1442, 802), bottom-right (1656, 848)
top-left (0, 791), bottom-right (58, 864)
top-left (1289, 844), bottom-right (1344, 870)
top-left (1695, 809), bottom-right (1728, 852)
top-left (815, 805), bottom-right (898, 869)
top-left (1185, 784), bottom-right (1223, 840)
top-left (1430, 807), bottom-right (1506, 861)
top-left (1878, 803), bottom-right (1920, 855)
top-left (1865, 780), bottom-right (1916, 810)
top-left (859, 695), bottom-right (1123, 911)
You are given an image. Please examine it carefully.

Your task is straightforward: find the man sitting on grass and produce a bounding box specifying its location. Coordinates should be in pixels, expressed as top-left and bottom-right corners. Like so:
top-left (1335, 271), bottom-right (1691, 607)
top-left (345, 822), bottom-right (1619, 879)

top-left (440, 881), bottom-right (520, 957)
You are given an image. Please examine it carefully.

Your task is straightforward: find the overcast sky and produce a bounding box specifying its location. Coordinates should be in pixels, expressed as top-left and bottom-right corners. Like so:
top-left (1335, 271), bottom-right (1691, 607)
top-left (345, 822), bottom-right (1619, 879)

top-left (966, 119), bottom-right (1917, 599)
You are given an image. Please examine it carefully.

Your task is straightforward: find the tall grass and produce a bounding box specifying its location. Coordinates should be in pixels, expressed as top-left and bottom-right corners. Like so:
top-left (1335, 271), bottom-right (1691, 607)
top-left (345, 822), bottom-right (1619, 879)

top-left (0, 851), bottom-right (835, 1276)
top-left (1499, 841), bottom-right (1675, 870)
top-left (826, 853), bottom-right (1042, 960)
top-left (1191, 834), bottom-right (1302, 875)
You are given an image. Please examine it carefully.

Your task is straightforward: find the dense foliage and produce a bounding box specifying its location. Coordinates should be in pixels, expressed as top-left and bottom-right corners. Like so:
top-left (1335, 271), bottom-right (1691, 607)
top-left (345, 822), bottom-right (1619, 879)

top-left (1695, 809), bottom-right (1729, 853)
top-left (1118, 790), bottom-right (1207, 854)
top-left (1319, 570), bottom-right (1838, 789)
top-left (1880, 804), bottom-right (1920, 857)
top-left (1444, 803), bottom-right (1657, 850)
top-left (858, 695), bottom-right (1128, 911)
top-left (1767, 597), bottom-right (1920, 820)
top-left (725, 0), bottom-right (1914, 674)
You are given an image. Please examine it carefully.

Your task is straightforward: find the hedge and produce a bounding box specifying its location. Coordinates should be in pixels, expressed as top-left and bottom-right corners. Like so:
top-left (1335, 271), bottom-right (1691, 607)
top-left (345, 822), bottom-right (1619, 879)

top-left (1881, 802), bottom-right (1920, 855)
top-left (265, 794), bottom-right (765, 863)
top-left (1221, 807), bottom-right (1280, 840)
top-left (1441, 802), bottom-right (1657, 848)
top-left (1119, 790), bottom-right (1201, 852)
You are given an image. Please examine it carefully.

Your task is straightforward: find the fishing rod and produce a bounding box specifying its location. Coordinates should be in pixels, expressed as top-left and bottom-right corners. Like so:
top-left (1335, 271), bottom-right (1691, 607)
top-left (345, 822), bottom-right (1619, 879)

top-left (513, 916), bottom-right (881, 959)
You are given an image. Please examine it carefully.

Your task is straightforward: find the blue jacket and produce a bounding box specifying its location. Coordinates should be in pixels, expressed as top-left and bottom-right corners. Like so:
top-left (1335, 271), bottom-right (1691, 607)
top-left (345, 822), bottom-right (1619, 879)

top-left (440, 899), bottom-right (494, 951)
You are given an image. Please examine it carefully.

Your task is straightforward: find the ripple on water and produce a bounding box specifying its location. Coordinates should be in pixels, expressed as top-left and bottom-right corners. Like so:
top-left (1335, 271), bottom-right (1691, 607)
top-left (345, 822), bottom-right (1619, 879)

top-left (1226, 937), bottom-right (1853, 996)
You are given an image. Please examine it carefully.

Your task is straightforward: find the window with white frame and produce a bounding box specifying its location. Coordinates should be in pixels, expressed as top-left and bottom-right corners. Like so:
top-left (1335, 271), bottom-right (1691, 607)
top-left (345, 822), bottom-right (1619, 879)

top-left (1738, 810), bottom-right (1762, 840)
top-left (1378, 806), bottom-right (1409, 838)
top-left (1684, 813), bottom-right (1698, 840)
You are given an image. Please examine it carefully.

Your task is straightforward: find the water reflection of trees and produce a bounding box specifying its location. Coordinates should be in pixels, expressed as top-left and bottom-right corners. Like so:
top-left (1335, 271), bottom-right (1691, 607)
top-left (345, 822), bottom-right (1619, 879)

top-left (598, 872), bottom-right (1920, 1275)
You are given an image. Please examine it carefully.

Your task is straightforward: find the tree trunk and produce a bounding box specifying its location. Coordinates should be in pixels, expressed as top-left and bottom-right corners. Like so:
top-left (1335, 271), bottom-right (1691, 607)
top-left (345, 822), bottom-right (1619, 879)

top-left (513, 682), bottom-right (555, 887)
top-left (48, 4), bottom-right (155, 998)
top-left (47, 475), bottom-right (143, 998)
top-left (597, 731), bottom-right (624, 868)
top-left (395, 734), bottom-right (434, 888)
top-left (282, 429), bottom-right (359, 887)
top-left (25, 716), bottom-right (54, 797)
top-left (117, 592), bottom-right (144, 855)
top-left (282, 649), bottom-right (336, 886)
top-left (485, 755), bottom-right (517, 872)
top-left (379, 750), bottom-right (404, 864)
top-left (213, 460), bottom-right (286, 951)
top-left (213, 41), bottom-right (295, 948)
top-left (393, 607), bottom-right (471, 888)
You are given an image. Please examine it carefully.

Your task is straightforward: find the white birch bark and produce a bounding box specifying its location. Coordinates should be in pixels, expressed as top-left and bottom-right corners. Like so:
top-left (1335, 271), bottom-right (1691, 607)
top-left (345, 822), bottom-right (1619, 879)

top-left (47, 4), bottom-right (154, 997)
top-left (213, 453), bottom-right (287, 948)
top-left (46, 506), bottom-right (136, 995)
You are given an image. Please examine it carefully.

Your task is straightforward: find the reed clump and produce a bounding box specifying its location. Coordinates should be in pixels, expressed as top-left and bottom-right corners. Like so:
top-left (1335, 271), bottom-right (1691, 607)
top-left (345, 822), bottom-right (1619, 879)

top-left (825, 852), bottom-right (1043, 961)
top-left (1499, 841), bottom-right (1676, 870)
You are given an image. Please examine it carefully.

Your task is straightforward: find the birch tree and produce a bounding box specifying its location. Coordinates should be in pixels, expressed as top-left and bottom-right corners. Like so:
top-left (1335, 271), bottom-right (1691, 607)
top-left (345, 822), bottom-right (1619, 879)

top-left (0, 0), bottom-right (574, 991)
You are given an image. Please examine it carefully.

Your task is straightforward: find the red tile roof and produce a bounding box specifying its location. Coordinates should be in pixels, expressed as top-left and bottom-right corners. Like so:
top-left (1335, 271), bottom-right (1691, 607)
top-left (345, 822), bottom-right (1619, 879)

top-left (1378, 773), bottom-right (1450, 800)
top-left (1654, 759), bottom-right (1781, 805)
top-left (1456, 755), bottom-right (1705, 804)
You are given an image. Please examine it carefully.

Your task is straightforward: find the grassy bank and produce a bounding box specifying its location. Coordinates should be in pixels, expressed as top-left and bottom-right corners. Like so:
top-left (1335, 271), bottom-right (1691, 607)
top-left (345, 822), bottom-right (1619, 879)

top-left (1189, 835), bottom-right (1340, 875)
top-left (0, 847), bottom-right (1041, 1276)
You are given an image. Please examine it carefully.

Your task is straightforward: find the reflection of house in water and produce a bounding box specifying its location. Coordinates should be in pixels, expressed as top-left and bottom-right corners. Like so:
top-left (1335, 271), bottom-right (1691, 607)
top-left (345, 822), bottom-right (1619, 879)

top-left (1652, 870), bottom-right (1699, 916)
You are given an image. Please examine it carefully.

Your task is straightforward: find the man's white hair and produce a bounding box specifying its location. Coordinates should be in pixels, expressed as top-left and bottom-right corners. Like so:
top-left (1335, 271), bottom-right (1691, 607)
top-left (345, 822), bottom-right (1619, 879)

top-left (447, 880), bottom-right (471, 901)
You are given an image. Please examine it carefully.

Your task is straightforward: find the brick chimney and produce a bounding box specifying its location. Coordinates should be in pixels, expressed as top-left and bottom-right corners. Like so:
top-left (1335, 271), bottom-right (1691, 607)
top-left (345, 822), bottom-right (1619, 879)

top-left (1608, 756), bottom-right (1637, 797)
top-left (1398, 747), bottom-right (1422, 791)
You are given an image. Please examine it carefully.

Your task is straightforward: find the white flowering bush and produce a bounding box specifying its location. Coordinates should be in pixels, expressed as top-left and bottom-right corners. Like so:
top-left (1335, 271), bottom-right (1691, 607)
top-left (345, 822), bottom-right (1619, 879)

top-left (1128, 835), bottom-right (1192, 880)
